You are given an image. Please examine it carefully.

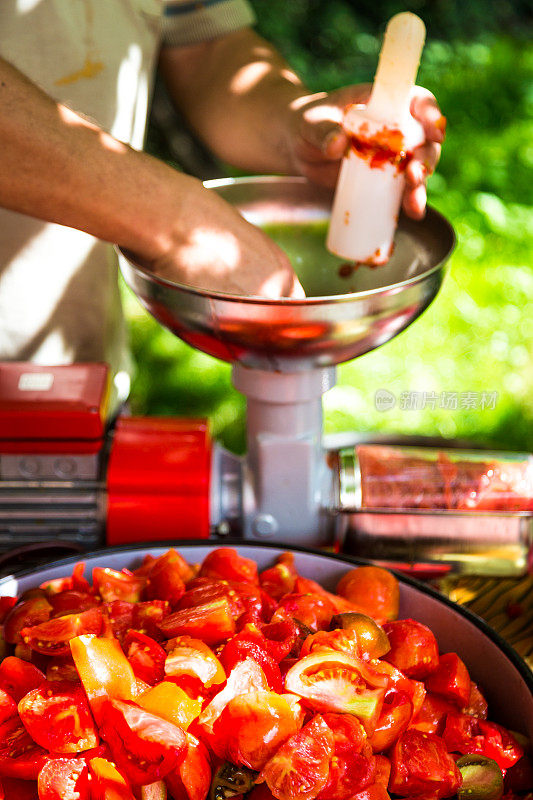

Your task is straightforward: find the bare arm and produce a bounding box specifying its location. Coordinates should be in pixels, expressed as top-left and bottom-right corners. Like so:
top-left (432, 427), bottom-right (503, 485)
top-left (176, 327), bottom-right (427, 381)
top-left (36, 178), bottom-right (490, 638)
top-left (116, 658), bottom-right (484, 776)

top-left (0, 56), bottom-right (301, 297)
top-left (160, 27), bottom-right (446, 218)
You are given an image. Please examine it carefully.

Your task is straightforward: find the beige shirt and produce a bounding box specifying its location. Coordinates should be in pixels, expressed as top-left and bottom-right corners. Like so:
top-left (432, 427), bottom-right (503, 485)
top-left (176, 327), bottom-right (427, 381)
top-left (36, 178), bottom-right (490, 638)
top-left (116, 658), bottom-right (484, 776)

top-left (0, 0), bottom-right (254, 404)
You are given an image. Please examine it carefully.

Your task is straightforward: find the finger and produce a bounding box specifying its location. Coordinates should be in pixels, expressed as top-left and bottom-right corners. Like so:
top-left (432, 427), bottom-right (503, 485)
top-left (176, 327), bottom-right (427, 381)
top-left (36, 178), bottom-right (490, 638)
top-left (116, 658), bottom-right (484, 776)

top-left (402, 182), bottom-right (427, 220)
top-left (406, 142), bottom-right (441, 186)
top-left (410, 88), bottom-right (446, 143)
top-left (287, 274), bottom-right (306, 299)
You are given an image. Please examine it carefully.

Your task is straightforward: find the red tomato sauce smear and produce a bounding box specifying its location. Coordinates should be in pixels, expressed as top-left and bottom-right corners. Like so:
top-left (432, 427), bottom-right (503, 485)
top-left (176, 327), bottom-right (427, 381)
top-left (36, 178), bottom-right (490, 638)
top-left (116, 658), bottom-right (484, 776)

top-left (0, 548), bottom-right (529, 800)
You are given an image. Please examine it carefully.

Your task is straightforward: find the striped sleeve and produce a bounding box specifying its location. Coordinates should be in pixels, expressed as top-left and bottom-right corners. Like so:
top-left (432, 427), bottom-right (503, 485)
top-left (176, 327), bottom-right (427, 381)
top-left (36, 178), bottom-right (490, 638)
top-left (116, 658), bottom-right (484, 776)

top-left (161, 0), bottom-right (256, 47)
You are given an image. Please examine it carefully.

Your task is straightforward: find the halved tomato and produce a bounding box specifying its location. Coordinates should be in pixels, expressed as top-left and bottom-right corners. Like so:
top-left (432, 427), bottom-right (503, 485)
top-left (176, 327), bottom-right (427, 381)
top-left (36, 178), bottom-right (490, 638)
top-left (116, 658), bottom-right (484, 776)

top-left (212, 691), bottom-right (301, 770)
top-left (285, 652), bottom-right (387, 733)
top-left (20, 607), bottom-right (103, 656)
top-left (99, 698), bottom-right (188, 786)
top-left (18, 680), bottom-right (99, 753)
top-left (259, 715), bottom-right (334, 800)
top-left (37, 757), bottom-right (90, 800)
top-left (389, 729), bottom-right (461, 798)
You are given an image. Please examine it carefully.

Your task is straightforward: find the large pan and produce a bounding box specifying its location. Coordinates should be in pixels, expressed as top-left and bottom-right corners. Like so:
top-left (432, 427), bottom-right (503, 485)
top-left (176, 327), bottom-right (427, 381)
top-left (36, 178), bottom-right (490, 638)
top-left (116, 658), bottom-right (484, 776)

top-left (1, 542), bottom-right (531, 740)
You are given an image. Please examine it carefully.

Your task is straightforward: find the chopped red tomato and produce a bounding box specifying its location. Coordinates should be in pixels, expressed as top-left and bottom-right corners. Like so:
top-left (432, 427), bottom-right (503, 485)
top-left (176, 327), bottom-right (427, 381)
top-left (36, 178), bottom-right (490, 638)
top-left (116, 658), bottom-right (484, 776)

top-left (443, 712), bottom-right (524, 772)
top-left (0, 777), bottom-right (40, 799)
top-left (93, 567), bottom-right (145, 603)
top-left (199, 658), bottom-right (269, 736)
top-left (0, 656), bottom-right (46, 702)
top-left (98, 698), bottom-right (188, 786)
top-left (46, 656), bottom-right (80, 683)
top-left (318, 713), bottom-right (375, 800)
top-left (220, 630), bottom-right (282, 693)
top-left (409, 691), bottom-right (457, 735)
top-left (18, 680), bottom-right (99, 754)
top-left (0, 598), bottom-right (17, 624)
top-left (199, 548), bottom-right (259, 585)
top-left (165, 636), bottom-right (225, 689)
top-left (382, 619), bottom-right (439, 679)
top-left (37, 757), bottom-right (90, 800)
top-left (285, 651), bottom-right (386, 734)
top-left (3, 595), bottom-right (52, 644)
top-left (124, 630), bottom-right (166, 685)
top-left (158, 598), bottom-right (235, 645)
top-left (424, 652), bottom-right (471, 707)
top-left (272, 593), bottom-right (335, 632)
top-left (144, 550), bottom-right (188, 607)
top-left (389, 729), bottom-right (461, 798)
top-left (0, 690), bottom-right (16, 725)
top-left (259, 715), bottom-right (334, 800)
top-left (259, 554), bottom-right (298, 600)
top-left (49, 590), bottom-right (99, 617)
top-left (369, 690), bottom-right (412, 753)
top-left (258, 620), bottom-right (298, 662)
top-left (212, 691), bottom-right (301, 770)
top-left (463, 681), bottom-right (488, 719)
top-left (0, 716), bottom-right (48, 779)
top-left (20, 607), bottom-right (103, 656)
top-left (41, 562), bottom-right (90, 595)
top-left (165, 733), bottom-right (211, 800)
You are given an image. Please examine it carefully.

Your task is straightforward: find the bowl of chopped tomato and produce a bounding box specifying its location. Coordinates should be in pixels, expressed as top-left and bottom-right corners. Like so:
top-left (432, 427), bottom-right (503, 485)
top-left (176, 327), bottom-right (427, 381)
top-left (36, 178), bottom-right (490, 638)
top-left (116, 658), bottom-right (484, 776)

top-left (0, 541), bottom-right (530, 800)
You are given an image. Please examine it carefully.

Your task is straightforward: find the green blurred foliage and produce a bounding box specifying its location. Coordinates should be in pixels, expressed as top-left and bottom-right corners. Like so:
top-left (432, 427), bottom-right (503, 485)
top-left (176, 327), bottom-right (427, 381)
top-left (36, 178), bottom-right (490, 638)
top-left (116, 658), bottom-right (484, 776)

top-left (126, 2), bottom-right (533, 454)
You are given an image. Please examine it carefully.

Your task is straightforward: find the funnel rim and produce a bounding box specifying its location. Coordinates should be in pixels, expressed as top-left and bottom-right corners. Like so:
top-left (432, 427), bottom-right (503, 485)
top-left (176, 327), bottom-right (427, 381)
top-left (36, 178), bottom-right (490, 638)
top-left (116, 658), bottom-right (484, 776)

top-left (119, 176), bottom-right (455, 306)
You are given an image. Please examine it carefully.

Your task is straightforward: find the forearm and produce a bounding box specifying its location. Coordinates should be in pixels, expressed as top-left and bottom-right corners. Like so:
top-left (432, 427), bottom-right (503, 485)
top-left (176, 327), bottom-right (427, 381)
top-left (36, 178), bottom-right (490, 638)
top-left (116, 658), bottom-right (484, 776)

top-left (0, 57), bottom-right (194, 263)
top-left (159, 28), bottom-right (311, 174)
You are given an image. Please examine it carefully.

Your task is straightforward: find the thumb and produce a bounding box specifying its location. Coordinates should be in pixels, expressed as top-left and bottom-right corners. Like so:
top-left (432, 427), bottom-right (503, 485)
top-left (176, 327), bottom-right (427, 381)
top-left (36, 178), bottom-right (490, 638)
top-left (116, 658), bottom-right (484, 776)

top-left (301, 116), bottom-right (347, 159)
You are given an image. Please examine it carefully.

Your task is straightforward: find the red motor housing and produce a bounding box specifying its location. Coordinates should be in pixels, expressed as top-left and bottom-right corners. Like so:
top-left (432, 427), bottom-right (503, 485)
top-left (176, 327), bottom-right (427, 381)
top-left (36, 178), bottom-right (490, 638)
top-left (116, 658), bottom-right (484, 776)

top-left (106, 417), bottom-right (211, 544)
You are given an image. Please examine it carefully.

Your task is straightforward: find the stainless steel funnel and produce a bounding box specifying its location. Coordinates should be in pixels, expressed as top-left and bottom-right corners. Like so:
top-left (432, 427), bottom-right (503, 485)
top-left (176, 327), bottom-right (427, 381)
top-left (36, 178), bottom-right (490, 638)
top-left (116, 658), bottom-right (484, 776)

top-left (119, 176), bottom-right (454, 372)
top-left (119, 176), bottom-right (455, 546)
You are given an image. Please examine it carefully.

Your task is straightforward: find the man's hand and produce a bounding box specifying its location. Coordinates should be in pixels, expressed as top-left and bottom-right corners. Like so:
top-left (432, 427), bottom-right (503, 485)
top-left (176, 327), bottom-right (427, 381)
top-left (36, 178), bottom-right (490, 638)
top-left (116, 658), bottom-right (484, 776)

top-left (146, 175), bottom-right (304, 298)
top-left (287, 84), bottom-right (446, 219)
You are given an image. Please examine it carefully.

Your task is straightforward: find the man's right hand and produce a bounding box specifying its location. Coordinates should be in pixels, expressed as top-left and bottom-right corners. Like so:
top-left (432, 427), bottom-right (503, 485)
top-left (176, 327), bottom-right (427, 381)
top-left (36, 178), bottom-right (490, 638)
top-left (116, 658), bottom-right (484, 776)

top-left (142, 174), bottom-right (304, 299)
